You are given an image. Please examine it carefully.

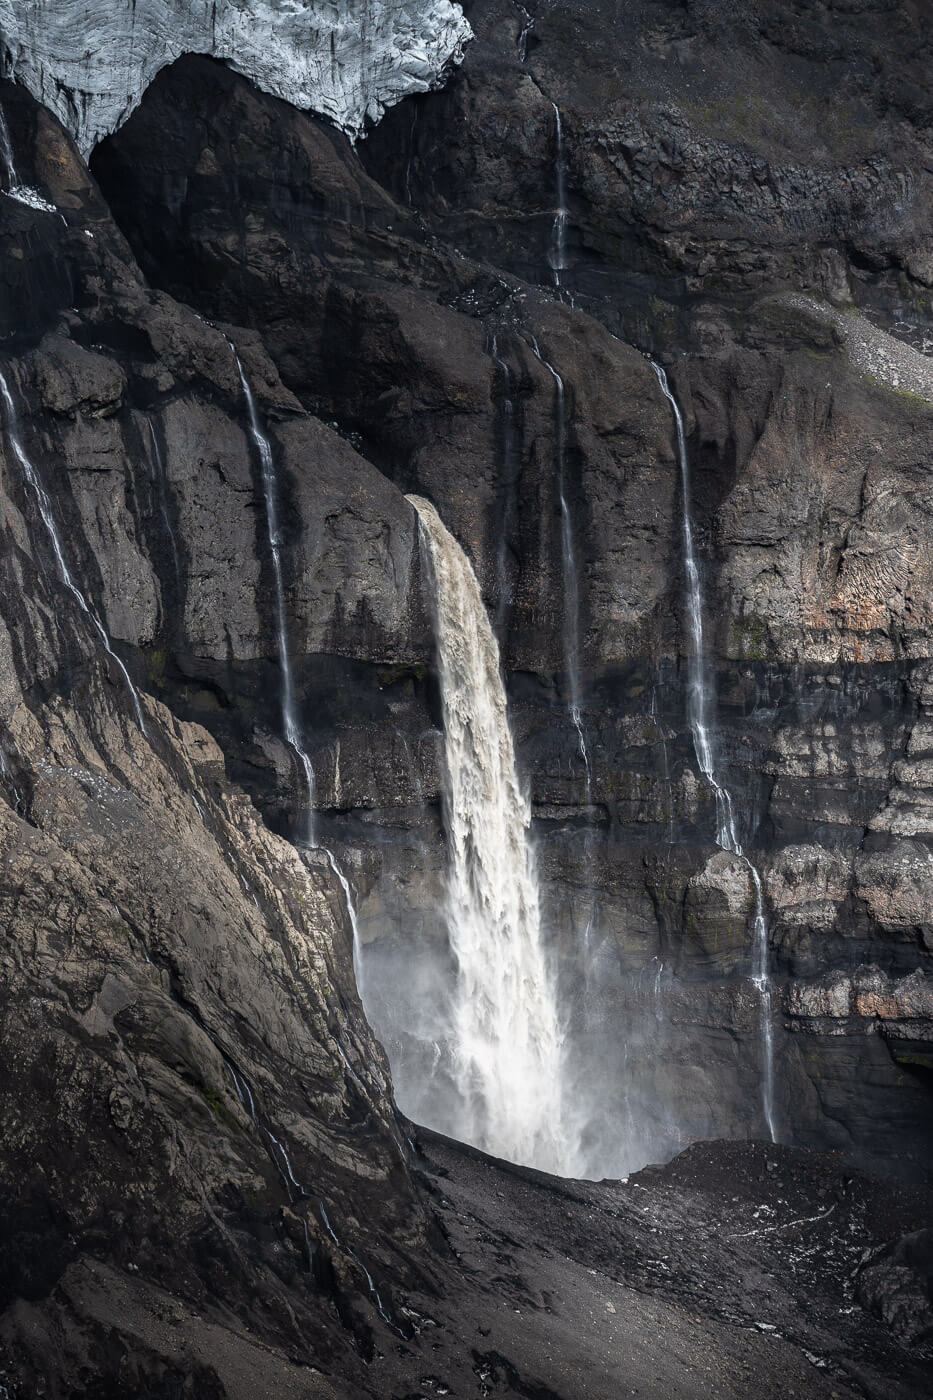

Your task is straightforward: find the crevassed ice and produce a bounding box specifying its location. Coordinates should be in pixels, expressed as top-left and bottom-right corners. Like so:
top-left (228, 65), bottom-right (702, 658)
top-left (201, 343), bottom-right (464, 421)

top-left (0, 0), bottom-right (472, 156)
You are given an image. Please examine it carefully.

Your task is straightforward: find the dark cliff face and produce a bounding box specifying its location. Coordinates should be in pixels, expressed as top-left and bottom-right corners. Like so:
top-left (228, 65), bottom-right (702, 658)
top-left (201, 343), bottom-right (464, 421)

top-left (0, 80), bottom-right (432, 1395)
top-left (0, 1), bottom-right (931, 1393)
top-left (88, 9), bottom-right (933, 1178)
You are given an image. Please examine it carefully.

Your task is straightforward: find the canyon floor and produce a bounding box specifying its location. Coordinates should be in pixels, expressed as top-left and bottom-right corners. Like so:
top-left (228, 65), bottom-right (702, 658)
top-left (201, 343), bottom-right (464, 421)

top-left (14, 1129), bottom-right (929, 1400)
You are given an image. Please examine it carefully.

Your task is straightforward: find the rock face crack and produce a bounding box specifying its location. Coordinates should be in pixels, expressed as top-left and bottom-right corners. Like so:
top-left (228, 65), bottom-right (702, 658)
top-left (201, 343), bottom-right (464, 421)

top-left (0, 0), bottom-right (472, 154)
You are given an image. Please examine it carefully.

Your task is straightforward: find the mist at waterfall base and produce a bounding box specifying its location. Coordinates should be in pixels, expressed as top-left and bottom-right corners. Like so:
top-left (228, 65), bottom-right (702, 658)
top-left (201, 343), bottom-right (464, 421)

top-left (354, 390), bottom-right (782, 1183)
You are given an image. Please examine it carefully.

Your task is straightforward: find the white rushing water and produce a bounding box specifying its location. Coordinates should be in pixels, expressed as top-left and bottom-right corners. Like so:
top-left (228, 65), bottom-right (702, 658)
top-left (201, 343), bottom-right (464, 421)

top-left (649, 360), bottom-right (777, 1143)
top-left (407, 494), bottom-right (568, 1173)
top-left (0, 100), bottom-right (58, 212)
top-left (513, 1), bottom-right (534, 60)
top-left (0, 366), bottom-right (146, 732)
top-left (549, 102), bottom-right (568, 288)
top-left (0, 102), bottom-right (18, 188)
top-left (231, 348), bottom-right (316, 847)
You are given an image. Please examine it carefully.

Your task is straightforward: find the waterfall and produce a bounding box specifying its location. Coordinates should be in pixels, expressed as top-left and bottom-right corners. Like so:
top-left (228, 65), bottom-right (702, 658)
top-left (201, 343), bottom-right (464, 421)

top-left (650, 360), bottom-right (777, 1143)
top-left (147, 417), bottom-right (181, 588)
top-left (513, 2), bottom-right (535, 61)
top-left (528, 338), bottom-right (588, 778)
top-left (407, 494), bottom-right (568, 1173)
top-left (489, 334), bottom-right (520, 634)
top-left (0, 101), bottom-right (58, 213)
top-left (403, 104), bottom-right (418, 205)
top-left (231, 348), bottom-right (316, 847)
top-left (324, 848), bottom-right (364, 992)
top-left (0, 366), bottom-right (146, 733)
top-left (0, 103), bottom-right (18, 190)
top-left (549, 103), bottom-right (568, 288)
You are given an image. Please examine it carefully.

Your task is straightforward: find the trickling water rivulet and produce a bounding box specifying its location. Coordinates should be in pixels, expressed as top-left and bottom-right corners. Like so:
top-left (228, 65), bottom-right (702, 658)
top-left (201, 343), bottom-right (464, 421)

top-left (0, 366), bottom-right (146, 732)
top-left (489, 333), bottom-right (522, 634)
top-left (147, 417), bottom-right (181, 588)
top-left (407, 494), bottom-right (568, 1173)
top-left (0, 102), bottom-right (19, 190)
top-left (649, 361), bottom-right (777, 1143)
top-left (0, 101), bottom-right (58, 213)
top-left (528, 338), bottom-right (588, 779)
top-left (548, 102), bottom-right (568, 289)
top-left (231, 348), bottom-right (316, 847)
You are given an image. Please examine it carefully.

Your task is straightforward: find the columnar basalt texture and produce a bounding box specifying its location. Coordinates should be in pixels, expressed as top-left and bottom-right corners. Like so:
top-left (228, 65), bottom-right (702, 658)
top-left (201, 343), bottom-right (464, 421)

top-left (0, 0), bottom-right (471, 154)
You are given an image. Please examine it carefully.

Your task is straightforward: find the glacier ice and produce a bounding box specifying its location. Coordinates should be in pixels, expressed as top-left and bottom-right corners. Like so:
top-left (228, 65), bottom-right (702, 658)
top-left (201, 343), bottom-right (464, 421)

top-left (0, 0), bottom-right (472, 155)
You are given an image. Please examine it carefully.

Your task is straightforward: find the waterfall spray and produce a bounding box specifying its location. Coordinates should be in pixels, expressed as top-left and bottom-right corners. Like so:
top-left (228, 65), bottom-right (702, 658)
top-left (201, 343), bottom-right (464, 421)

top-left (650, 360), bottom-right (777, 1143)
top-left (231, 347), bottom-right (316, 847)
top-left (408, 494), bottom-right (568, 1173)
top-left (0, 367), bottom-right (146, 732)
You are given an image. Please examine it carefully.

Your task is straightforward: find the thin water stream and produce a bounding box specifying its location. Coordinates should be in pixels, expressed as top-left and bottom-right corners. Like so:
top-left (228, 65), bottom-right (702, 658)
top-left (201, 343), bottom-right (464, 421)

top-left (649, 360), bottom-right (777, 1143)
top-left (527, 337), bottom-right (588, 779)
top-left (549, 103), bottom-right (568, 289)
top-left (0, 366), bottom-right (146, 732)
top-left (230, 345), bottom-right (316, 847)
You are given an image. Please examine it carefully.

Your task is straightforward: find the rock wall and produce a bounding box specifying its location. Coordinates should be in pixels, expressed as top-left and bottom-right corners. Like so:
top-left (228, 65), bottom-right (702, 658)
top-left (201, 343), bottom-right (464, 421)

top-left (83, 19), bottom-right (933, 1181)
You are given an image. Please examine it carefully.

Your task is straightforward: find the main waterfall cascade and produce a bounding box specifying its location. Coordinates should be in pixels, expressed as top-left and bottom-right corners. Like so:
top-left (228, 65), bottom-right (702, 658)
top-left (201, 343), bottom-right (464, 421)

top-left (0, 366), bottom-right (147, 732)
top-left (221, 347), bottom-right (775, 1180)
top-left (649, 360), bottom-right (778, 1144)
top-left (403, 495), bottom-right (569, 1174)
